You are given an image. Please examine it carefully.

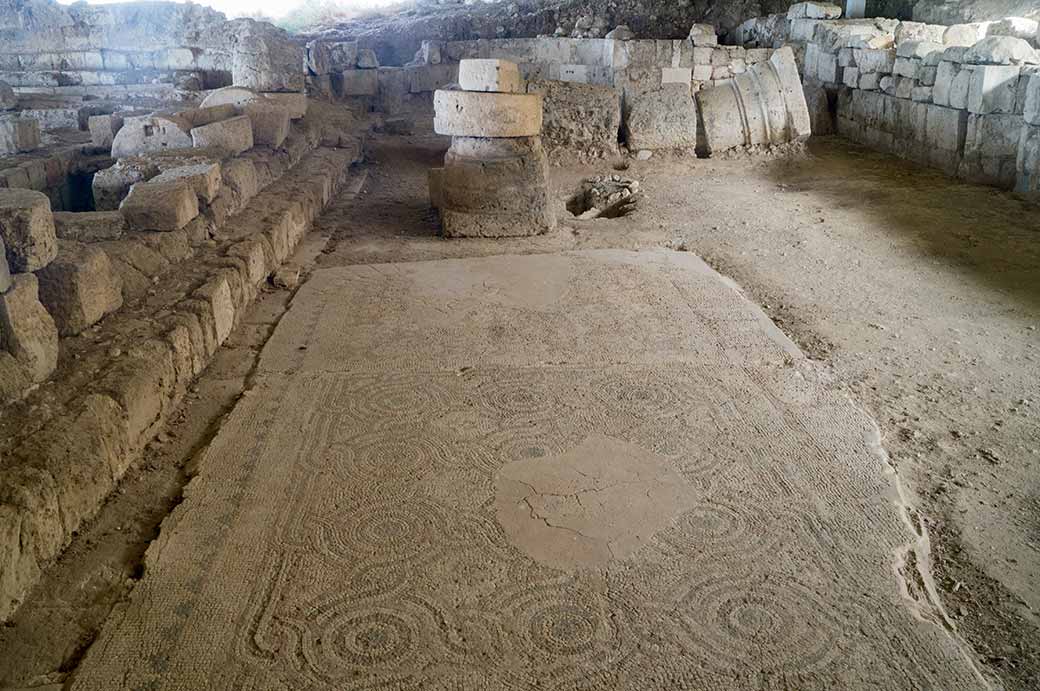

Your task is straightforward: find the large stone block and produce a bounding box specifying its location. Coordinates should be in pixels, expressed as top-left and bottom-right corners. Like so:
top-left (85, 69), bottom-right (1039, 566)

top-left (688, 24), bottom-right (719, 47)
top-left (110, 115), bottom-right (193, 159)
top-left (959, 113), bottom-right (1024, 188)
top-left (36, 241), bottom-right (123, 336)
top-left (0, 237), bottom-right (9, 294)
top-left (91, 159), bottom-right (159, 212)
top-left (949, 64), bottom-right (974, 109)
top-left (1016, 124), bottom-right (1040, 194)
top-left (199, 86), bottom-right (263, 110)
top-left (190, 115), bottom-right (254, 154)
top-left (933, 60), bottom-right (958, 107)
top-left (698, 46), bottom-right (811, 155)
top-left (232, 30), bottom-right (305, 93)
top-left (458, 59), bottom-right (523, 93)
top-left (525, 80), bottom-right (621, 159)
top-left (854, 48), bottom-right (895, 74)
top-left (1024, 74), bottom-right (1040, 126)
top-left (988, 17), bottom-right (1039, 43)
top-left (53, 211), bottom-right (126, 242)
top-left (0, 273), bottom-right (58, 383)
top-left (87, 114), bottom-right (124, 149)
top-left (262, 92), bottom-right (308, 120)
top-left (0, 189), bottom-right (57, 273)
top-left (943, 24), bottom-right (985, 48)
top-left (964, 37), bottom-right (1037, 66)
top-left (333, 69), bottom-right (379, 97)
top-left (623, 83), bottom-right (698, 151)
top-left (0, 117), bottom-right (40, 155)
top-left (0, 80), bottom-right (15, 111)
top-left (434, 90), bottom-right (543, 138)
top-left (151, 163), bottom-right (222, 204)
top-left (244, 103), bottom-right (290, 147)
top-left (968, 65), bottom-right (1021, 114)
top-left (119, 179), bottom-right (199, 232)
top-left (788, 2), bottom-right (841, 19)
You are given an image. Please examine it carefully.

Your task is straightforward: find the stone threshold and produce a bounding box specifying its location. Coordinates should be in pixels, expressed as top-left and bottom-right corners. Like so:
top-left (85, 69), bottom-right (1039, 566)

top-left (0, 140), bottom-right (363, 621)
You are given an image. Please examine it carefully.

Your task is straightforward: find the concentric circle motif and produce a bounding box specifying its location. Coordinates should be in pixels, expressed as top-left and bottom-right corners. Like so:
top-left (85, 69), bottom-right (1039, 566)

top-left (327, 611), bottom-right (413, 667)
top-left (325, 373), bottom-right (454, 421)
top-left (527, 602), bottom-right (601, 656)
top-left (590, 371), bottom-right (693, 421)
top-left (486, 425), bottom-right (562, 465)
top-left (327, 431), bottom-right (454, 486)
top-left (317, 498), bottom-right (447, 564)
top-left (671, 574), bottom-right (842, 676)
top-left (476, 375), bottom-right (557, 419)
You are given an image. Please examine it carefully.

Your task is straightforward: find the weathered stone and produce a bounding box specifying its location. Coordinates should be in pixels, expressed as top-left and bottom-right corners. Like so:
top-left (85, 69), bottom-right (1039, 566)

top-left (110, 115), bottom-right (193, 159)
top-left (190, 115), bottom-right (254, 154)
top-left (53, 211), bottom-right (126, 242)
top-left (0, 236), bottom-right (10, 293)
top-left (244, 103), bottom-right (290, 147)
top-left (0, 81), bottom-right (15, 111)
top-left (1016, 123), bottom-right (1040, 194)
top-left (36, 241), bottom-right (122, 336)
top-left (988, 17), bottom-right (1040, 43)
top-left (434, 90), bottom-right (542, 138)
top-left (788, 2), bottom-right (841, 19)
top-left (222, 159), bottom-right (259, 209)
top-left (232, 28), bottom-right (305, 93)
top-left (0, 117), bottom-right (40, 154)
top-left (524, 79), bottom-right (620, 159)
top-left (949, 64), bottom-right (975, 110)
top-left (91, 159), bottom-right (159, 212)
top-left (854, 48), bottom-right (896, 74)
top-left (87, 114), bottom-right (124, 149)
top-left (688, 24), bottom-right (718, 47)
top-left (0, 189), bottom-right (57, 272)
top-left (964, 37), bottom-right (1038, 66)
top-left (333, 69), bottom-right (379, 97)
top-left (327, 42), bottom-right (359, 71)
top-left (605, 25), bottom-right (635, 41)
top-left (357, 49), bottom-right (380, 69)
top-left (0, 273), bottom-right (58, 382)
top-left (262, 92), bottom-right (308, 120)
top-left (1025, 74), bottom-right (1040, 126)
top-left (458, 59), bottom-right (523, 93)
top-left (306, 40), bottom-right (331, 76)
top-left (199, 86), bottom-right (263, 110)
top-left (967, 65), bottom-right (1021, 114)
top-left (933, 61), bottom-right (958, 106)
top-left (895, 21), bottom-right (946, 46)
top-left (943, 24), bottom-right (985, 48)
top-left (959, 113), bottom-right (1024, 188)
top-left (151, 163), bottom-right (222, 204)
top-left (182, 105), bottom-right (238, 129)
top-left (119, 179), bottom-right (199, 231)
top-left (623, 83), bottom-right (697, 151)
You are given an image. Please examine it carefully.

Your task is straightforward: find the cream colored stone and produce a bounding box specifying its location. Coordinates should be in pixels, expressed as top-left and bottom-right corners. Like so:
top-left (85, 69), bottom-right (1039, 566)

top-left (434, 90), bottom-right (543, 138)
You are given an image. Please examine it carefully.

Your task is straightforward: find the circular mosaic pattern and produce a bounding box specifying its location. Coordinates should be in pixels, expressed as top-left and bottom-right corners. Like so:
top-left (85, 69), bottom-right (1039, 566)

top-left (328, 431), bottom-right (454, 486)
top-left (527, 602), bottom-right (601, 656)
top-left (327, 611), bottom-right (413, 667)
top-left (590, 371), bottom-right (694, 421)
top-left (476, 375), bottom-right (557, 419)
top-left (317, 498), bottom-right (447, 563)
top-left (325, 373), bottom-right (454, 421)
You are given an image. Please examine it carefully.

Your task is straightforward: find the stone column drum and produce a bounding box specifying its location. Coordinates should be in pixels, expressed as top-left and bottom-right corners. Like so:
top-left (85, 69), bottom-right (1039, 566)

top-left (431, 60), bottom-right (556, 237)
top-left (696, 47), bottom-right (812, 155)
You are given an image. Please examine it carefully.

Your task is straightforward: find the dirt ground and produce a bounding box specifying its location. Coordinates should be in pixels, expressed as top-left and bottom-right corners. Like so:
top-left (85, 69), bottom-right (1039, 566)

top-left (1, 134), bottom-right (1037, 689)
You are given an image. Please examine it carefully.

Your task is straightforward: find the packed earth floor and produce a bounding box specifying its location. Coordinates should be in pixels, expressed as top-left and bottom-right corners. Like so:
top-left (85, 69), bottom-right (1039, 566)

top-left (1, 135), bottom-right (1038, 689)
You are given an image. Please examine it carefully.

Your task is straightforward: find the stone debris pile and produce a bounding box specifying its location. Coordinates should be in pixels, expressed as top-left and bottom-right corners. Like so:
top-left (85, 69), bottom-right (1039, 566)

top-left (429, 59), bottom-right (555, 237)
top-left (568, 175), bottom-right (641, 220)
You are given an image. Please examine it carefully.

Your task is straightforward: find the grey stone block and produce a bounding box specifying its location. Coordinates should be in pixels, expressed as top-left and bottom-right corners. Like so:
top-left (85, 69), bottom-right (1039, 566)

top-left (0, 189), bottom-right (57, 273)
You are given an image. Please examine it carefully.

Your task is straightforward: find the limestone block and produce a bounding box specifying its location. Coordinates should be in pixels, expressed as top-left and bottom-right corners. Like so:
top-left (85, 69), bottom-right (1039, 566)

top-left (0, 81), bottom-right (15, 111)
top-left (943, 46), bottom-right (971, 64)
top-left (0, 273), bottom-right (58, 383)
top-left (920, 65), bottom-right (938, 86)
top-left (967, 65), bottom-right (1021, 114)
top-left (623, 83), bottom-right (697, 151)
top-left (53, 211), bottom-right (126, 242)
top-left (912, 86), bottom-right (933, 102)
top-left (222, 159), bottom-right (259, 208)
top-left (306, 40), bottom-right (331, 76)
top-left (357, 49), bottom-right (379, 69)
top-left (818, 51), bottom-right (840, 83)
top-left (944, 24), bottom-right (985, 48)
top-left (560, 65), bottom-right (590, 83)
top-left (988, 17), bottom-right (1039, 43)
top-left (525, 80), bottom-right (622, 159)
top-left (233, 31), bottom-right (305, 93)
top-left (0, 189), bottom-right (56, 273)
top-left (692, 64), bottom-right (713, 82)
top-left (788, 2), bottom-right (841, 19)
top-left (0, 237), bottom-right (9, 294)
top-left (949, 66), bottom-right (974, 108)
top-left (91, 159), bottom-right (159, 212)
top-left (843, 67), bottom-right (860, 88)
top-left (964, 37), bottom-right (1037, 66)
top-left (923, 103), bottom-right (968, 153)
top-left (151, 163), bottom-right (222, 204)
top-left (1024, 74), bottom-right (1040, 125)
top-left (895, 22), bottom-right (947, 46)
top-left (605, 26), bottom-right (635, 41)
top-left (933, 61), bottom-right (958, 106)
top-left (788, 19), bottom-right (822, 43)
top-left (243, 103), bottom-right (290, 148)
top-left (190, 115), bottom-right (254, 154)
top-left (419, 40), bottom-right (443, 65)
top-left (458, 59), bottom-right (523, 93)
top-left (262, 92), bottom-right (308, 119)
top-left (661, 67), bottom-right (692, 86)
top-left (119, 179), bottom-right (199, 232)
top-left (36, 241), bottom-right (122, 336)
top-left (87, 114), bottom-right (124, 149)
top-left (689, 24), bottom-right (718, 47)
top-left (894, 57), bottom-right (919, 79)
top-left (183, 105), bottom-right (238, 129)
top-left (434, 90), bottom-right (543, 138)
top-left (860, 72), bottom-right (881, 90)
top-left (334, 69), bottom-right (379, 97)
top-left (1016, 123), bottom-right (1040, 194)
top-left (895, 76), bottom-right (914, 99)
top-left (0, 117), bottom-right (40, 155)
top-left (110, 115), bottom-right (193, 159)
top-left (199, 86), bottom-right (263, 110)
top-left (959, 113), bottom-right (1024, 187)
top-left (327, 42), bottom-right (359, 71)
top-left (853, 48), bottom-right (895, 74)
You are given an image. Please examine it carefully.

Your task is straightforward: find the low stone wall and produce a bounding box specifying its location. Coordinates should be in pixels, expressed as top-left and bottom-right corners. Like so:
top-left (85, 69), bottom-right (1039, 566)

top-left (737, 4), bottom-right (1040, 196)
top-left (0, 106), bottom-right (363, 621)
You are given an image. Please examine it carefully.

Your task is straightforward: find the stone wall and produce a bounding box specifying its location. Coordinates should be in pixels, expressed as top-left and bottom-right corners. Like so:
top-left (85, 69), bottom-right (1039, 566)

top-left (738, 4), bottom-right (1040, 195)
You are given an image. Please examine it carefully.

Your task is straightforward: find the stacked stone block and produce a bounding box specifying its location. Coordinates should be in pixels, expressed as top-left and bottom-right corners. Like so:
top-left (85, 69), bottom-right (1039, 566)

top-left (431, 60), bottom-right (555, 238)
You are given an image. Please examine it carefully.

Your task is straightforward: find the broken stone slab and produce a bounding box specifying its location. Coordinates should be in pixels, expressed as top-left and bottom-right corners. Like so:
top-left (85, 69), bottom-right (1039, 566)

top-left (688, 24), bottom-right (718, 47)
top-left (0, 273), bottom-right (58, 383)
top-left (262, 92), bottom-right (308, 120)
top-left (243, 103), bottom-right (290, 148)
top-left (434, 90), bottom-right (543, 138)
top-left (53, 211), bottom-right (126, 242)
top-left (697, 46), bottom-right (811, 155)
top-left (87, 114), bottom-right (124, 149)
top-left (151, 163), bottom-right (222, 204)
top-left (119, 179), bottom-right (200, 232)
top-left (964, 37), bottom-right (1038, 66)
top-left (0, 117), bottom-right (41, 155)
top-left (199, 86), bottom-right (263, 110)
top-left (91, 159), bottom-right (160, 212)
top-left (787, 2), bottom-right (841, 19)
top-left (623, 83), bottom-right (698, 151)
top-left (967, 65), bottom-right (1021, 114)
top-left (458, 59), bottom-right (523, 93)
top-left (110, 114), bottom-right (193, 159)
top-left (36, 240), bottom-right (123, 336)
top-left (0, 189), bottom-right (57, 273)
top-left (190, 115), bottom-right (254, 155)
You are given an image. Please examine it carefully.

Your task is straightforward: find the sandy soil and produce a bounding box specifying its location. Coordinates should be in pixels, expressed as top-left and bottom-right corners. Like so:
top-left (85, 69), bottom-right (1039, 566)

top-left (1, 134), bottom-right (1037, 689)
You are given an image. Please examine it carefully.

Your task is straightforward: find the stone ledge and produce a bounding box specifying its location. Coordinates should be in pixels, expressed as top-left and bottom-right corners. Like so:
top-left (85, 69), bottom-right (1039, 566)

top-left (0, 143), bottom-right (362, 622)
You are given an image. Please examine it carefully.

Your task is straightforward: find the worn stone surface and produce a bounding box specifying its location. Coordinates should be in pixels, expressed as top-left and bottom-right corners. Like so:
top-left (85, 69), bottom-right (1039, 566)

top-left (261, 92), bottom-right (308, 120)
top-left (91, 159), bottom-right (159, 212)
top-left (36, 241), bottom-right (123, 336)
top-left (624, 83), bottom-right (698, 151)
top-left (964, 36), bottom-right (1038, 66)
top-left (151, 163), bottom-right (222, 204)
top-left (190, 115), bottom-right (254, 155)
top-left (87, 114), bottom-right (124, 149)
top-left (244, 103), bottom-right (290, 148)
top-left (458, 59), bottom-right (523, 93)
top-left (525, 79), bottom-right (621, 159)
top-left (199, 86), bottom-right (264, 110)
top-left (52, 211), bottom-right (126, 243)
top-left (0, 81), bottom-right (15, 111)
top-left (434, 90), bottom-right (543, 138)
top-left (0, 189), bottom-right (57, 273)
top-left (68, 249), bottom-right (986, 689)
top-left (0, 117), bottom-right (40, 155)
top-left (119, 179), bottom-right (200, 232)
top-left (0, 273), bottom-right (58, 383)
top-left (232, 24), bottom-right (305, 93)
top-left (0, 237), bottom-right (10, 294)
top-left (110, 115), bottom-right (193, 159)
